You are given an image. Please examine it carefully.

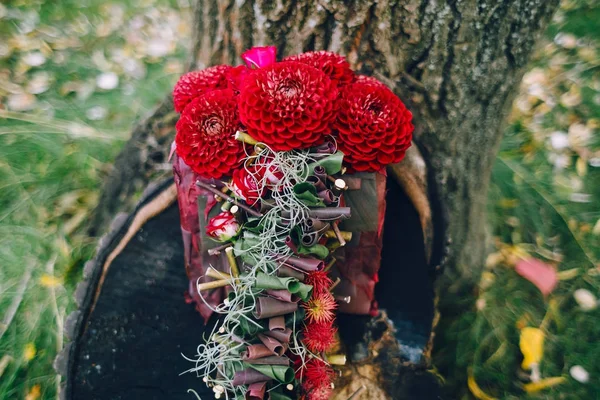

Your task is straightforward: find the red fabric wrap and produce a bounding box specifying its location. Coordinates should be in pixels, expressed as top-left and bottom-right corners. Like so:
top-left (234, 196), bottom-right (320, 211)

top-left (335, 172), bottom-right (386, 315)
top-left (173, 150), bottom-right (231, 322)
top-left (174, 149), bottom-right (387, 320)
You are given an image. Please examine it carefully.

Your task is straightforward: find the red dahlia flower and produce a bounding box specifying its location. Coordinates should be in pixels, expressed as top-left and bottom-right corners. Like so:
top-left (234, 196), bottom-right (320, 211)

top-left (305, 271), bottom-right (333, 296)
top-left (302, 321), bottom-right (337, 353)
top-left (175, 89), bottom-right (244, 179)
top-left (284, 51), bottom-right (354, 87)
top-left (334, 82), bottom-right (413, 172)
top-left (354, 74), bottom-right (387, 88)
top-left (172, 65), bottom-right (231, 112)
top-left (230, 167), bottom-right (265, 206)
top-left (303, 291), bottom-right (337, 323)
top-left (226, 65), bottom-right (250, 94)
top-left (238, 61), bottom-right (339, 151)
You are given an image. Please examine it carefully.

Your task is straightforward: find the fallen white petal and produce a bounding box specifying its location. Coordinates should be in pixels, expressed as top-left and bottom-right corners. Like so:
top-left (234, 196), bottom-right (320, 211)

top-left (86, 106), bottom-right (108, 121)
top-left (23, 51), bottom-right (46, 67)
top-left (96, 72), bottom-right (119, 90)
top-left (550, 131), bottom-right (569, 151)
top-left (574, 289), bottom-right (597, 311)
top-left (570, 365), bottom-right (589, 383)
top-left (7, 93), bottom-right (36, 111)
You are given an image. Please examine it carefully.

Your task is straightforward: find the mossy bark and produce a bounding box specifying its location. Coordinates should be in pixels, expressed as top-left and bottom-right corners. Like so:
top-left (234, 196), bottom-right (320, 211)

top-left (89, 0), bottom-right (559, 393)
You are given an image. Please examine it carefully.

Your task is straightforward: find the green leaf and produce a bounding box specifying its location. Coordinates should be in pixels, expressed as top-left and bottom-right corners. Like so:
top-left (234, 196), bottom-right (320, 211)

top-left (246, 364), bottom-right (295, 383)
top-left (235, 315), bottom-right (266, 336)
top-left (293, 182), bottom-right (324, 207)
top-left (294, 283), bottom-right (313, 301)
top-left (308, 151), bottom-right (344, 175)
top-left (254, 272), bottom-right (300, 293)
top-left (297, 243), bottom-right (329, 259)
top-left (268, 391), bottom-right (294, 400)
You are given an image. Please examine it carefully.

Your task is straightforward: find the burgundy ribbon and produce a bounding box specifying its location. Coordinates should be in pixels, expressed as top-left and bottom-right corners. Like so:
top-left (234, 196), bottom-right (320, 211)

top-left (253, 297), bottom-right (298, 319)
top-left (246, 381), bottom-right (268, 400)
top-left (277, 265), bottom-right (305, 281)
top-left (263, 328), bottom-right (292, 344)
top-left (258, 333), bottom-right (285, 356)
top-left (268, 316), bottom-right (285, 331)
top-left (232, 369), bottom-right (271, 386)
top-left (243, 344), bottom-right (275, 360)
top-left (245, 356), bottom-right (290, 366)
top-left (284, 256), bottom-right (324, 272)
top-left (307, 175), bottom-right (326, 191)
top-left (266, 289), bottom-right (294, 303)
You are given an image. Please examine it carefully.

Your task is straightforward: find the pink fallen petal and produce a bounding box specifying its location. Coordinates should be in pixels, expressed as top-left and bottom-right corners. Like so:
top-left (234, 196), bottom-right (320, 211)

top-left (515, 258), bottom-right (558, 296)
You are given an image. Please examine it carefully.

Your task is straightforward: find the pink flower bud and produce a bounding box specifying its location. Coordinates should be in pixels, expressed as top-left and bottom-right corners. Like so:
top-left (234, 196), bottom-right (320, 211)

top-left (206, 211), bottom-right (241, 242)
top-left (241, 46), bottom-right (277, 69)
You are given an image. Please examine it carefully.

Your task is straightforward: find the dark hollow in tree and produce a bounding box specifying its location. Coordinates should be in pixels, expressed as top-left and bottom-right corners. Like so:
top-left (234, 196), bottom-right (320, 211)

top-left (58, 175), bottom-right (441, 399)
top-left (81, 0), bottom-right (560, 398)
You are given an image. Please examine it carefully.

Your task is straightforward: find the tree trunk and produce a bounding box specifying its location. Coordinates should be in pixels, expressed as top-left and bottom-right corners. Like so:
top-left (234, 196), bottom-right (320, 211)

top-left (88, 0), bottom-right (559, 395)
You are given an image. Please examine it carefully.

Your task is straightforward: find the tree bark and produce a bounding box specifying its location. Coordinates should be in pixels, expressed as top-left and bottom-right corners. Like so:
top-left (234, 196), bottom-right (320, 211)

top-left (89, 0), bottom-right (559, 392)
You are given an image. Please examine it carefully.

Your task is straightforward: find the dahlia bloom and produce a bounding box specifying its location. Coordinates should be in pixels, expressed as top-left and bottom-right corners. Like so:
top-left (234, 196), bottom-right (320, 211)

top-left (172, 65), bottom-right (231, 112)
top-left (335, 82), bottom-right (413, 172)
top-left (238, 61), bottom-right (338, 151)
top-left (175, 89), bottom-right (244, 179)
top-left (284, 51), bottom-right (354, 87)
top-left (354, 74), bottom-right (387, 88)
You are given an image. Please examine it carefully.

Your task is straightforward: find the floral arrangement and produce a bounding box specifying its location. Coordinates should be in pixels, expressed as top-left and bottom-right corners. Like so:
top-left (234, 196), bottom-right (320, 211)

top-left (171, 46), bottom-right (413, 400)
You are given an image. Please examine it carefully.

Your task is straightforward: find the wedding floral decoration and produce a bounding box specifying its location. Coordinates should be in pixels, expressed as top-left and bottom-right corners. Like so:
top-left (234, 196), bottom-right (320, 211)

top-left (172, 45), bottom-right (414, 400)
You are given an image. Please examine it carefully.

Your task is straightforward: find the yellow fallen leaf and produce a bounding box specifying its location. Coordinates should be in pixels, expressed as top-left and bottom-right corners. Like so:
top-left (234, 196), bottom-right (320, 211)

top-left (40, 274), bottom-right (62, 288)
top-left (520, 327), bottom-right (544, 369)
top-left (498, 198), bottom-right (519, 208)
top-left (23, 343), bottom-right (36, 362)
top-left (468, 369), bottom-right (497, 400)
top-left (523, 376), bottom-right (566, 393)
top-left (557, 268), bottom-right (580, 281)
top-left (25, 384), bottom-right (41, 400)
top-left (576, 157), bottom-right (587, 177)
top-left (593, 219), bottom-right (600, 236)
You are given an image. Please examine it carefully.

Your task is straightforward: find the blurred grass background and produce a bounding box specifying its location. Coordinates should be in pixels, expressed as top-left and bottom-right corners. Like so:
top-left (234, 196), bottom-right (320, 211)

top-left (0, 0), bottom-right (598, 399)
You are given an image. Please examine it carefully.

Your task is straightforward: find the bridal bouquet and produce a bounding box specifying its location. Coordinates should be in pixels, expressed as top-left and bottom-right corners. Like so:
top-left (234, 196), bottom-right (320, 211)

top-left (171, 46), bottom-right (413, 400)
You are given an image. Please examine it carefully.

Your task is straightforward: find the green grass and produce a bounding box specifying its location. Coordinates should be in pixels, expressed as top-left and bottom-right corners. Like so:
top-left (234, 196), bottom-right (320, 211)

top-left (447, 0), bottom-right (600, 398)
top-left (0, 0), bottom-right (598, 399)
top-left (0, 0), bottom-right (190, 398)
